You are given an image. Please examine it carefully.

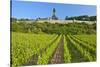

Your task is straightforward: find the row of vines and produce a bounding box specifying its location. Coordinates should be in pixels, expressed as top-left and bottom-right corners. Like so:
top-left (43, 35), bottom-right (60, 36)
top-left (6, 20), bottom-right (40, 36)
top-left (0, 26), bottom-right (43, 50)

top-left (12, 32), bottom-right (96, 67)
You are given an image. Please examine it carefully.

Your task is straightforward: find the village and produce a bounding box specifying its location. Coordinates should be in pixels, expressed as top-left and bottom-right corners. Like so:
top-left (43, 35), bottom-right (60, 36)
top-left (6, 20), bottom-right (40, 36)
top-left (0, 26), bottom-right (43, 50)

top-left (15, 8), bottom-right (96, 24)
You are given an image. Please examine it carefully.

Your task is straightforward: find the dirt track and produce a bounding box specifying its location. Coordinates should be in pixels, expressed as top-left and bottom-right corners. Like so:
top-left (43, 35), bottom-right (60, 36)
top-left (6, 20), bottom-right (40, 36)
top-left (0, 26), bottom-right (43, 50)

top-left (49, 36), bottom-right (64, 64)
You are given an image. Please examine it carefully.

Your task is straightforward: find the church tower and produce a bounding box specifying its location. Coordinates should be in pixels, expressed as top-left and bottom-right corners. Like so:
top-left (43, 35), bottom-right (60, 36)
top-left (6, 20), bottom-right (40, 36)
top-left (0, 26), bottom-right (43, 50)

top-left (51, 8), bottom-right (58, 20)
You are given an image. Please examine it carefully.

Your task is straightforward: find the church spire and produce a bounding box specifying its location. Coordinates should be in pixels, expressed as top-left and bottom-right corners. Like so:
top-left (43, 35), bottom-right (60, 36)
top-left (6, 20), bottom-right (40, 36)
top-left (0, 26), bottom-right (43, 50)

top-left (52, 8), bottom-right (58, 20)
top-left (53, 8), bottom-right (56, 15)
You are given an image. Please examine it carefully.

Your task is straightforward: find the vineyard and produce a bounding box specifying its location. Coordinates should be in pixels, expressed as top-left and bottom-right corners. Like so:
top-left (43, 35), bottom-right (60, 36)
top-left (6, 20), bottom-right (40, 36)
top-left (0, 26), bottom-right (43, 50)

top-left (11, 32), bottom-right (96, 67)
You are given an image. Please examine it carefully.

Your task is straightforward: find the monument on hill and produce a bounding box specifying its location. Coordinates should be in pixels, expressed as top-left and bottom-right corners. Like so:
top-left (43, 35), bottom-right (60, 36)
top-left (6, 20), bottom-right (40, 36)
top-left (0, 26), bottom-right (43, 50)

top-left (51, 8), bottom-right (58, 20)
top-left (36, 8), bottom-right (58, 21)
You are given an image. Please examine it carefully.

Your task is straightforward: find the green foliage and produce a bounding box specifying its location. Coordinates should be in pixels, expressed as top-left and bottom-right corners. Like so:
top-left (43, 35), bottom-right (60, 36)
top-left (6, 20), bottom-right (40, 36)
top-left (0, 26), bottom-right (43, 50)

top-left (12, 32), bottom-right (57, 67)
top-left (37, 35), bottom-right (61, 64)
top-left (70, 35), bottom-right (96, 60)
top-left (11, 17), bottom-right (96, 66)
top-left (11, 21), bottom-right (96, 35)
top-left (12, 32), bottom-right (96, 66)
top-left (73, 35), bottom-right (96, 47)
top-left (67, 35), bottom-right (96, 61)
top-left (64, 35), bottom-right (71, 63)
top-left (65, 15), bottom-right (96, 21)
top-left (11, 17), bottom-right (17, 23)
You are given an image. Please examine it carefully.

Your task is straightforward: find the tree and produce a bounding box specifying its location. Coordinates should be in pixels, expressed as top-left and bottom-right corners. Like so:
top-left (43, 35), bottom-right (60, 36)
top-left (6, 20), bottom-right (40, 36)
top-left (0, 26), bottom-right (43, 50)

top-left (11, 17), bottom-right (17, 22)
top-left (65, 16), bottom-right (68, 20)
